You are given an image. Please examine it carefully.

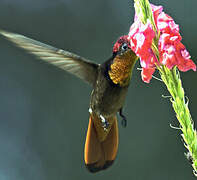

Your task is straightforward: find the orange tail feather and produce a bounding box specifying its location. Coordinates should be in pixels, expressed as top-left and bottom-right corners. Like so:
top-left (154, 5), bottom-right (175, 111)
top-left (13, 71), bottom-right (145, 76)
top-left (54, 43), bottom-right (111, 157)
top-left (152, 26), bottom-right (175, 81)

top-left (84, 115), bottom-right (118, 173)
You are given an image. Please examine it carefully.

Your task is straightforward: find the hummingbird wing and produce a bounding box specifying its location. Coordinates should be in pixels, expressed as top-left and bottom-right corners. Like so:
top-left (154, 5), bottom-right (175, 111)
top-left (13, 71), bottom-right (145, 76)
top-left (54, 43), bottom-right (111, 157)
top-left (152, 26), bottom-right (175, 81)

top-left (0, 29), bottom-right (99, 86)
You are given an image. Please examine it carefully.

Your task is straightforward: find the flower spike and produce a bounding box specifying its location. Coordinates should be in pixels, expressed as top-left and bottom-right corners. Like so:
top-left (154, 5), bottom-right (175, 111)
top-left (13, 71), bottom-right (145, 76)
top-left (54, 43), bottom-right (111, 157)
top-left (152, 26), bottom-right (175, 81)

top-left (130, 0), bottom-right (197, 176)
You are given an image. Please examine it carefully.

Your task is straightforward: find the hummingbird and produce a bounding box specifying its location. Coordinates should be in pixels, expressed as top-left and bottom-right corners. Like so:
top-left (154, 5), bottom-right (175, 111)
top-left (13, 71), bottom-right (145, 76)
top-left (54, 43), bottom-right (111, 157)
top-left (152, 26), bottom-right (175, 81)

top-left (0, 30), bottom-right (138, 173)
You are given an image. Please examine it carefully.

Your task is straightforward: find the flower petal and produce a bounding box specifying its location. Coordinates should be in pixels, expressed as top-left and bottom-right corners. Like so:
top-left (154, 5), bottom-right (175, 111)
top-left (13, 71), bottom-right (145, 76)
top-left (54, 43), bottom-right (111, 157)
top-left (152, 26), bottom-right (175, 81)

top-left (141, 67), bottom-right (155, 83)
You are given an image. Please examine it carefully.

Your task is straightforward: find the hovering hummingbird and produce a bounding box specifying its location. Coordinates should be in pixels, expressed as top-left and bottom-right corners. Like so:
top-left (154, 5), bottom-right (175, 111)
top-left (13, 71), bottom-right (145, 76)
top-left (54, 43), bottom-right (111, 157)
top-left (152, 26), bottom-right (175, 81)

top-left (0, 30), bottom-right (138, 173)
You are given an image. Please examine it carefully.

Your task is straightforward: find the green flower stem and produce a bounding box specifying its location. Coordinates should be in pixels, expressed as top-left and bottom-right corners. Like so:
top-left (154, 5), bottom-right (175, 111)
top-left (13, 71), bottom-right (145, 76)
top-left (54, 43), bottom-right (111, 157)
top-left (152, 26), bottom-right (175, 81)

top-left (134, 0), bottom-right (197, 175)
top-left (159, 65), bottom-right (197, 175)
top-left (134, 0), bottom-right (158, 37)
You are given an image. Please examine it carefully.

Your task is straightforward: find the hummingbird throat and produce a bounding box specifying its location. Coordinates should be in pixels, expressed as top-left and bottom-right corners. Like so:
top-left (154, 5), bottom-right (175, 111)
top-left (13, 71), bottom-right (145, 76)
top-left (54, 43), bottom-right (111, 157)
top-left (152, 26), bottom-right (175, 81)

top-left (108, 51), bottom-right (138, 87)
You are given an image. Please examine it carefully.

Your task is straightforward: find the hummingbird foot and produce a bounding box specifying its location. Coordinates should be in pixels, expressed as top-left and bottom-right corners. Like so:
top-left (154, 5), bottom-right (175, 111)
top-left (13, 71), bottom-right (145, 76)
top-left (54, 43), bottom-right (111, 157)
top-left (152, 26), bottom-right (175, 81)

top-left (100, 115), bottom-right (109, 131)
top-left (119, 108), bottom-right (127, 128)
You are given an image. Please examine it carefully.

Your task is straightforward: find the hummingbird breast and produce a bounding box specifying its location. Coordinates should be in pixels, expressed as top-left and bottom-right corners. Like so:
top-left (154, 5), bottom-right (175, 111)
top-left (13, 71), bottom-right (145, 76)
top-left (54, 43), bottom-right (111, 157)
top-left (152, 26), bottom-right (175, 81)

top-left (90, 66), bottom-right (129, 117)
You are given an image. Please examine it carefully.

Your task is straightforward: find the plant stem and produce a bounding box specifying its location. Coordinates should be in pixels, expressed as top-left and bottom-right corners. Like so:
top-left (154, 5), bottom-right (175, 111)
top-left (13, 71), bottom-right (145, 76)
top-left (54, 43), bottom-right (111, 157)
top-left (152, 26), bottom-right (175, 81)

top-left (159, 66), bottom-right (197, 175)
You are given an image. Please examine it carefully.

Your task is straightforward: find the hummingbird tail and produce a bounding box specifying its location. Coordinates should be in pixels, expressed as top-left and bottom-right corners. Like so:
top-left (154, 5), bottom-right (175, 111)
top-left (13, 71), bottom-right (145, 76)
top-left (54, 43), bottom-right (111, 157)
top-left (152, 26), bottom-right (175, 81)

top-left (84, 115), bottom-right (118, 173)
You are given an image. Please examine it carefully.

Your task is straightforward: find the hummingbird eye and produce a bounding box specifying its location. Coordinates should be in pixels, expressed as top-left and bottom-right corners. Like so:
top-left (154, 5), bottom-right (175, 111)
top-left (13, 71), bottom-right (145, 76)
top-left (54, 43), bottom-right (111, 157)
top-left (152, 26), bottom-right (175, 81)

top-left (121, 43), bottom-right (128, 52)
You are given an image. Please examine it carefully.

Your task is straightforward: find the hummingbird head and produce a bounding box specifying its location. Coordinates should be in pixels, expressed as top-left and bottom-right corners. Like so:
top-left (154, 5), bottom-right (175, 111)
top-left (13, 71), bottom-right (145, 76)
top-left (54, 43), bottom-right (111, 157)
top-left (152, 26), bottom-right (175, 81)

top-left (112, 35), bottom-right (131, 56)
top-left (106, 35), bottom-right (138, 87)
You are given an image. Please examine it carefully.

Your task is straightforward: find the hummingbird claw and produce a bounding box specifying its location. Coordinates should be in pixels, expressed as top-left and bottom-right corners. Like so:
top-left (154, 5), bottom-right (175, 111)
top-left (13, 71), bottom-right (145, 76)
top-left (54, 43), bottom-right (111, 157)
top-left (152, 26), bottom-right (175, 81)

top-left (100, 115), bottom-right (109, 130)
top-left (121, 118), bottom-right (127, 127)
top-left (119, 108), bottom-right (127, 128)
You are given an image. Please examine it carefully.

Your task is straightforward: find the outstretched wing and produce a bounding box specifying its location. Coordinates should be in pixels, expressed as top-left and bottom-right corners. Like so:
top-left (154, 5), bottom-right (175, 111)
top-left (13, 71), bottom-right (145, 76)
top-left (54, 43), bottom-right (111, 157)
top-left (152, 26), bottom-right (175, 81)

top-left (0, 29), bottom-right (99, 86)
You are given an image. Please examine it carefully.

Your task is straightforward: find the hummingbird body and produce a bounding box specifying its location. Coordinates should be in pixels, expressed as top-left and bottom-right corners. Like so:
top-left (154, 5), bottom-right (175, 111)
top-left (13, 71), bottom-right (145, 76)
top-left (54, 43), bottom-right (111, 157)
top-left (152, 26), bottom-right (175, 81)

top-left (85, 41), bottom-right (138, 171)
top-left (0, 31), bottom-right (138, 173)
top-left (91, 37), bottom-right (137, 117)
top-left (90, 66), bottom-right (128, 117)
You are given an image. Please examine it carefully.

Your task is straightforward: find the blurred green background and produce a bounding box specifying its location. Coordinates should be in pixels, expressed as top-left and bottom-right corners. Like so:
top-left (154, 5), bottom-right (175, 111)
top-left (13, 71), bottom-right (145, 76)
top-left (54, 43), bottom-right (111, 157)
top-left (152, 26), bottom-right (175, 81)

top-left (0, 0), bottom-right (196, 179)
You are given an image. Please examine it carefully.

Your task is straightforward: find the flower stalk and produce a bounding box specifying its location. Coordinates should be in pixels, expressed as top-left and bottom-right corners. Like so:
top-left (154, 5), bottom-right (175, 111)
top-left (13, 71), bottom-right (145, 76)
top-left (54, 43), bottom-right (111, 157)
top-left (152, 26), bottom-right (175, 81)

top-left (134, 0), bottom-right (158, 36)
top-left (133, 0), bottom-right (197, 175)
top-left (159, 65), bottom-right (197, 174)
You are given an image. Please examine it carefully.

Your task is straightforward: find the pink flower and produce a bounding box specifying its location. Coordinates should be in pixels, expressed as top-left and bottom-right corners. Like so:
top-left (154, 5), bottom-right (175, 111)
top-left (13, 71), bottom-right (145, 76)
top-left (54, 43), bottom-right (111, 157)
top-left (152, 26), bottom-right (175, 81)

top-left (128, 3), bottom-right (196, 83)
top-left (129, 20), bottom-right (156, 68)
